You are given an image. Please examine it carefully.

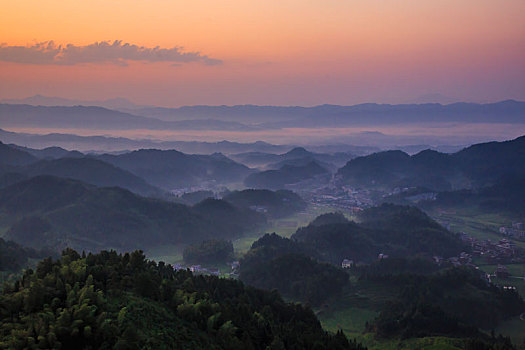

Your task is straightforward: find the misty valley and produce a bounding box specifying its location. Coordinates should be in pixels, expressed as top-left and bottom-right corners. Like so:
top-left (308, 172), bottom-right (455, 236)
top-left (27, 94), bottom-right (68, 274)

top-left (0, 128), bottom-right (524, 349)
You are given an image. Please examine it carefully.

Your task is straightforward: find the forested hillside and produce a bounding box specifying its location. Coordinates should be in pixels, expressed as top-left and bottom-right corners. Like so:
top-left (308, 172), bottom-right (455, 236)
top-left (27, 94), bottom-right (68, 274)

top-left (96, 149), bottom-right (253, 189)
top-left (0, 176), bottom-right (265, 252)
top-left (240, 233), bottom-right (347, 306)
top-left (293, 204), bottom-right (465, 264)
top-left (0, 249), bottom-right (364, 350)
top-left (337, 135), bottom-right (525, 191)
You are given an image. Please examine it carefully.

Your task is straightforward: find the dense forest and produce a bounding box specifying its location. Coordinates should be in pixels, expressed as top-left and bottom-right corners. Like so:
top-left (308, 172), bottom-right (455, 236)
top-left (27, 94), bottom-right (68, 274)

top-left (0, 249), bottom-right (365, 350)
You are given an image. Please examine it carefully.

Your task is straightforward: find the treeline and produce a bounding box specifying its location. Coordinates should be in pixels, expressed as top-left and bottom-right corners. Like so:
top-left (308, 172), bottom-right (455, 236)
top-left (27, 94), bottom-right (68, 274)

top-left (0, 249), bottom-right (365, 350)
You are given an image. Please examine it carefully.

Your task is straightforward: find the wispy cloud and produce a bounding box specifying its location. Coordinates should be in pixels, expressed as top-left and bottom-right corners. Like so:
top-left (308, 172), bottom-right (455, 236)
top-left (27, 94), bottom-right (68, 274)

top-left (0, 40), bottom-right (222, 66)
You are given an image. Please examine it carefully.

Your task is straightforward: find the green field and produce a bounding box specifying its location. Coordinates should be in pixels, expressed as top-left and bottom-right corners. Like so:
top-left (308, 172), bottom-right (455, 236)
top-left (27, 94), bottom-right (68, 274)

top-left (144, 243), bottom-right (186, 265)
top-left (431, 209), bottom-right (525, 248)
top-left (316, 280), bottom-right (393, 342)
top-left (354, 335), bottom-right (465, 350)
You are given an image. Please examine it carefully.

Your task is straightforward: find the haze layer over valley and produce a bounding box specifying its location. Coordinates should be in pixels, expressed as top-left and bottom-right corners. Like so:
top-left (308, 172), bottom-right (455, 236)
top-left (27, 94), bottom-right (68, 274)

top-left (2, 0), bottom-right (525, 348)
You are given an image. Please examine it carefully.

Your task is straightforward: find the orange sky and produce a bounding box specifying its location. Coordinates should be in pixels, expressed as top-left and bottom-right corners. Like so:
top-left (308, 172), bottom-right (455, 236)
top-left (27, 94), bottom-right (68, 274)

top-left (1, 0), bottom-right (524, 106)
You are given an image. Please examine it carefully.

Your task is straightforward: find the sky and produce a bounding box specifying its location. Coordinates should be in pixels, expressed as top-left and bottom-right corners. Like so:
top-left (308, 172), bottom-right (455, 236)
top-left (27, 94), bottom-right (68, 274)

top-left (1, 0), bottom-right (524, 107)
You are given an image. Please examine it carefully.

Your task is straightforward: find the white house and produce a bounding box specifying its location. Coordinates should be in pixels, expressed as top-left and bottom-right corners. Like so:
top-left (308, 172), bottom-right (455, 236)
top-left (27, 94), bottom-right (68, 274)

top-left (341, 259), bottom-right (354, 268)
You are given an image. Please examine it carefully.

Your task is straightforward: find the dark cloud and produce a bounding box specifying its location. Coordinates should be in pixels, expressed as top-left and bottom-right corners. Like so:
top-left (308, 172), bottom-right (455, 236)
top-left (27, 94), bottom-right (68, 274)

top-left (0, 40), bottom-right (222, 66)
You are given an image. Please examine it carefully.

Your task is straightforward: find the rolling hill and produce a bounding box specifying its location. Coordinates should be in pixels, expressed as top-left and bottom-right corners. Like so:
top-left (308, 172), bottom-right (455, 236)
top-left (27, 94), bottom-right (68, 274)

top-left (96, 149), bottom-right (253, 189)
top-left (0, 176), bottom-right (264, 252)
top-left (337, 135), bottom-right (525, 191)
top-left (0, 142), bottom-right (162, 196)
top-left (231, 147), bottom-right (354, 169)
top-left (9, 144), bottom-right (84, 159)
top-left (292, 204), bottom-right (465, 264)
top-left (0, 141), bottom-right (37, 166)
top-left (21, 157), bottom-right (161, 197)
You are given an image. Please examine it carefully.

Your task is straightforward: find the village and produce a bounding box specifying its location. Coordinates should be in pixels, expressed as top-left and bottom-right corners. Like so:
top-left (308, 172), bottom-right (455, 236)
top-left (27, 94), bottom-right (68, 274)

top-left (499, 222), bottom-right (525, 239)
top-left (172, 260), bottom-right (240, 278)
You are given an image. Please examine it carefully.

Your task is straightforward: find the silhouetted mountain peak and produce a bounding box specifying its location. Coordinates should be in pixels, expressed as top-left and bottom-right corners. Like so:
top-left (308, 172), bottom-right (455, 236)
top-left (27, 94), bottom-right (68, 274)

top-left (285, 147), bottom-right (311, 157)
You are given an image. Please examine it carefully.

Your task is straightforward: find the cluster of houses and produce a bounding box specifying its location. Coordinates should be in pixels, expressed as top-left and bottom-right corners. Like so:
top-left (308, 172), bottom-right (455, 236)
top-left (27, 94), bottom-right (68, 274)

top-left (301, 184), bottom-right (373, 212)
top-left (172, 263), bottom-right (220, 276)
top-left (440, 251), bottom-right (476, 268)
top-left (341, 253), bottom-right (388, 268)
top-left (499, 222), bottom-right (525, 239)
top-left (459, 232), bottom-right (523, 264)
top-left (172, 260), bottom-right (241, 277)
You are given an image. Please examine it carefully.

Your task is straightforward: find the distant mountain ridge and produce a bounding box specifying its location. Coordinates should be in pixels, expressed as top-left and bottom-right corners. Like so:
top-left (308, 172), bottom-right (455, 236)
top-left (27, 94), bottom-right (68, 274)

top-left (95, 149), bottom-right (254, 189)
top-left (0, 141), bottom-right (37, 166)
top-left (0, 104), bottom-right (259, 131)
top-left (122, 100), bottom-right (525, 125)
top-left (0, 128), bottom-right (294, 154)
top-left (0, 142), bottom-right (162, 196)
top-left (1, 94), bottom-right (146, 110)
top-left (337, 135), bottom-right (525, 190)
top-left (9, 144), bottom-right (84, 159)
top-left (231, 146), bottom-right (355, 169)
top-left (2, 98), bottom-right (523, 129)
top-left (0, 142), bottom-right (257, 192)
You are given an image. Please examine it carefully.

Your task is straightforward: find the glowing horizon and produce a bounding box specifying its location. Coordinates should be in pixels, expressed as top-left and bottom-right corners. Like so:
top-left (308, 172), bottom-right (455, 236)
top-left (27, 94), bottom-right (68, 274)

top-left (1, 0), bottom-right (524, 107)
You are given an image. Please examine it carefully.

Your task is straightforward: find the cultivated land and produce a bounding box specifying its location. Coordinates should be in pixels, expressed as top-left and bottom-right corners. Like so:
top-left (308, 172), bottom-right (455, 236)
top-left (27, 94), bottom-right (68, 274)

top-left (432, 209), bottom-right (525, 249)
